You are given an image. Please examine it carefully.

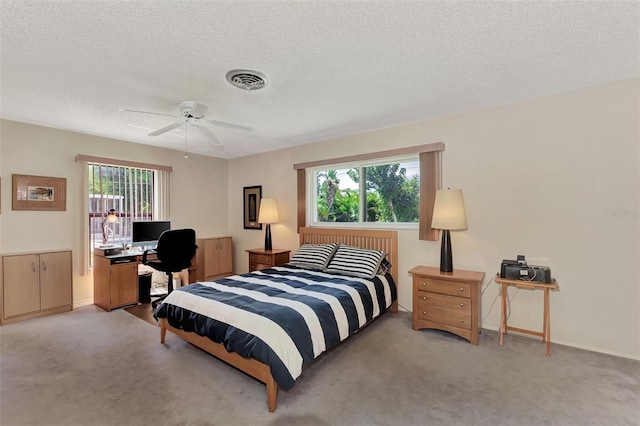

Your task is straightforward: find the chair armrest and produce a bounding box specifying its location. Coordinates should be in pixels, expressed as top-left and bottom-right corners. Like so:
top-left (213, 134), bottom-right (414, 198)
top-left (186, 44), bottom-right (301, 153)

top-left (142, 249), bottom-right (157, 265)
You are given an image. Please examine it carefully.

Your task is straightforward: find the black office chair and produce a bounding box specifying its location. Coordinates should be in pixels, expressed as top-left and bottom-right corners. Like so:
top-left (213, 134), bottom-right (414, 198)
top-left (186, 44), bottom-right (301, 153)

top-left (142, 228), bottom-right (197, 308)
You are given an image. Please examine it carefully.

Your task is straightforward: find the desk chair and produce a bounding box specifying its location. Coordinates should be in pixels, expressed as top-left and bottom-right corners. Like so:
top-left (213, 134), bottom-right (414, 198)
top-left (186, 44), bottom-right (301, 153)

top-left (142, 228), bottom-right (197, 308)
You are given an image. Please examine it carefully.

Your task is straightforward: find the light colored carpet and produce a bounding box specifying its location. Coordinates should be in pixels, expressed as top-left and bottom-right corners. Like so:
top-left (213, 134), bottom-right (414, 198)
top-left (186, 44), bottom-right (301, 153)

top-left (1, 305), bottom-right (638, 426)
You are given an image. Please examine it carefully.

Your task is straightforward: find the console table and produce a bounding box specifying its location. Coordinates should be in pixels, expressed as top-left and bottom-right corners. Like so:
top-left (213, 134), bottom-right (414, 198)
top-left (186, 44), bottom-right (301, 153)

top-left (495, 275), bottom-right (560, 357)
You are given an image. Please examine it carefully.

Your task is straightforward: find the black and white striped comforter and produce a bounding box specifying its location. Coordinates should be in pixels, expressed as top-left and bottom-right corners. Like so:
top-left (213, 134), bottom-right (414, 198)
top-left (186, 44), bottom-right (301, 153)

top-left (154, 265), bottom-right (397, 391)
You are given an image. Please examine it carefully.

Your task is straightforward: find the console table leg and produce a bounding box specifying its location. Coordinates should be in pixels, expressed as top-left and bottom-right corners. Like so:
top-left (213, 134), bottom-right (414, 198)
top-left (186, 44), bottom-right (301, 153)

top-left (544, 288), bottom-right (551, 357)
top-left (499, 283), bottom-right (507, 346)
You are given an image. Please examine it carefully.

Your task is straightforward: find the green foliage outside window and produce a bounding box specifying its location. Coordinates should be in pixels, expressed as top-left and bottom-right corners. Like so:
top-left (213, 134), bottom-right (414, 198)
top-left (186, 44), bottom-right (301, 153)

top-left (315, 161), bottom-right (419, 224)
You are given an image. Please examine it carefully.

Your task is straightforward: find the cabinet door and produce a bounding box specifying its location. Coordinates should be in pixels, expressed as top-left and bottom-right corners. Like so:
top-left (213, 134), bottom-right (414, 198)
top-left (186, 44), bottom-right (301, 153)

top-left (110, 262), bottom-right (138, 308)
top-left (40, 251), bottom-right (72, 310)
top-left (203, 238), bottom-right (220, 279)
top-left (217, 237), bottom-right (233, 275)
top-left (3, 254), bottom-right (40, 318)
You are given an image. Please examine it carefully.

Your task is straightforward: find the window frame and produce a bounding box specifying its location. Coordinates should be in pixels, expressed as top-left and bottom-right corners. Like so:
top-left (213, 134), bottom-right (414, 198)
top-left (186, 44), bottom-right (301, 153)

top-left (293, 142), bottom-right (443, 240)
top-left (76, 154), bottom-right (172, 274)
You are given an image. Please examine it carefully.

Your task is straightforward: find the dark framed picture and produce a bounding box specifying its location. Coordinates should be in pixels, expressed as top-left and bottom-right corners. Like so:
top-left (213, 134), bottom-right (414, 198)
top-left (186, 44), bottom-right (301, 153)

top-left (243, 185), bottom-right (262, 230)
top-left (12, 174), bottom-right (67, 211)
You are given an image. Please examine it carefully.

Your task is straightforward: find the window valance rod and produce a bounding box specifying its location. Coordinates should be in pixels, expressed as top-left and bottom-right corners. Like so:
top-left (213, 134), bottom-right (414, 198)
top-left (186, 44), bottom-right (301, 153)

top-left (292, 142), bottom-right (444, 170)
top-left (75, 154), bottom-right (173, 172)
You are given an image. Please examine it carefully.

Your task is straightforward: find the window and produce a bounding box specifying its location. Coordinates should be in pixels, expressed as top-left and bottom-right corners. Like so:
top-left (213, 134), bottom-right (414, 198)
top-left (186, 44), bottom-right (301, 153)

top-left (312, 157), bottom-right (420, 226)
top-left (89, 163), bottom-right (156, 254)
top-left (294, 143), bottom-right (442, 240)
top-left (77, 155), bottom-right (171, 272)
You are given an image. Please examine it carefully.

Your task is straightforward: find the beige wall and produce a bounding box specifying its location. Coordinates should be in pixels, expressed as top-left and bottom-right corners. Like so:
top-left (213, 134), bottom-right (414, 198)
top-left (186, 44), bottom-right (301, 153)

top-left (229, 78), bottom-right (640, 359)
top-left (0, 120), bottom-right (229, 305)
top-left (1, 78), bottom-right (638, 359)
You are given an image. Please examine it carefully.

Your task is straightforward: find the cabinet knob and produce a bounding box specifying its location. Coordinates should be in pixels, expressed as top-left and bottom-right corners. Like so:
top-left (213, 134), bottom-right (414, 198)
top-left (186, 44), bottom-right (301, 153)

top-left (421, 282), bottom-right (426, 287)
top-left (422, 296), bottom-right (427, 300)
top-left (422, 311), bottom-right (427, 315)
top-left (460, 303), bottom-right (465, 307)
top-left (460, 319), bottom-right (465, 323)
top-left (459, 287), bottom-right (464, 292)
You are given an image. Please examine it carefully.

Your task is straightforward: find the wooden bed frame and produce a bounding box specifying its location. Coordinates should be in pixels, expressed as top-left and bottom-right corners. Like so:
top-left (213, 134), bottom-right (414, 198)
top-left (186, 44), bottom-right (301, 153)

top-left (159, 227), bottom-right (399, 412)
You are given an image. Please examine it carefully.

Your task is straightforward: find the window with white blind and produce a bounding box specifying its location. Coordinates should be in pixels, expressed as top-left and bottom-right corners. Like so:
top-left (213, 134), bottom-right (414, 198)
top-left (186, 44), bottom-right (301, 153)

top-left (77, 155), bottom-right (172, 271)
top-left (89, 163), bottom-right (156, 251)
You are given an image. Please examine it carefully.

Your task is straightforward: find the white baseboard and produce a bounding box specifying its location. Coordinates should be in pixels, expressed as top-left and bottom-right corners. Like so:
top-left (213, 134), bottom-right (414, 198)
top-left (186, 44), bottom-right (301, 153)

top-left (73, 299), bottom-right (94, 309)
top-left (482, 325), bottom-right (640, 361)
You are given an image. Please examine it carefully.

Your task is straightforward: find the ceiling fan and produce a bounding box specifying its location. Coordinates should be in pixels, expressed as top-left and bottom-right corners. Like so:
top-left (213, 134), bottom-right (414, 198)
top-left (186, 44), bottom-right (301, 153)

top-left (124, 100), bottom-right (254, 149)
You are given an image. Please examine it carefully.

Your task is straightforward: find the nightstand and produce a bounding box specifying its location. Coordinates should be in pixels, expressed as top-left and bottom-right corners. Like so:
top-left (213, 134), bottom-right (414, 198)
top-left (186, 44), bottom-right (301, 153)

top-left (409, 265), bottom-right (485, 345)
top-left (246, 248), bottom-right (291, 272)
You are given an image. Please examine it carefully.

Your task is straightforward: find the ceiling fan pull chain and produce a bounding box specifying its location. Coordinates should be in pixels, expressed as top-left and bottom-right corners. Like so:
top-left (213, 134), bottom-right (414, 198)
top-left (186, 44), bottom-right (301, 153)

top-left (184, 122), bottom-right (189, 158)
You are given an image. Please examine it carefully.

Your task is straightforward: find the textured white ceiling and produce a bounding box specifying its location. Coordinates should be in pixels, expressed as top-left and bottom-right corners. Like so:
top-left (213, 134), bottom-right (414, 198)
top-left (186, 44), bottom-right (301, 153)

top-left (1, 1), bottom-right (638, 159)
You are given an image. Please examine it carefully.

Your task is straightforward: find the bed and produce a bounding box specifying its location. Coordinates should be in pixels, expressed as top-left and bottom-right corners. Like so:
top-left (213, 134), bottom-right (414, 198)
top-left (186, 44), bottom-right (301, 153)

top-left (154, 227), bottom-right (398, 412)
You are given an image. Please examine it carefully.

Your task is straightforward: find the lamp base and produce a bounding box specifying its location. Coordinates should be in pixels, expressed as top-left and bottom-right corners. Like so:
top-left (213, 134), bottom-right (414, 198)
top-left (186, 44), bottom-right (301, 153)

top-left (264, 224), bottom-right (272, 251)
top-left (439, 229), bottom-right (453, 273)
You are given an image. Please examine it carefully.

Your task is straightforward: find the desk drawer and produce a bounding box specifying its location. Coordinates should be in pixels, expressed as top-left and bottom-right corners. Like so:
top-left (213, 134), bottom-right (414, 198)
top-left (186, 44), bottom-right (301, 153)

top-left (250, 254), bottom-right (273, 266)
top-left (415, 277), bottom-right (471, 298)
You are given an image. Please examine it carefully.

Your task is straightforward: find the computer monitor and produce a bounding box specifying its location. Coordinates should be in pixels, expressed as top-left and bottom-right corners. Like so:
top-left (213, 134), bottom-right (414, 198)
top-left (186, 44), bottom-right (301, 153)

top-left (131, 221), bottom-right (171, 248)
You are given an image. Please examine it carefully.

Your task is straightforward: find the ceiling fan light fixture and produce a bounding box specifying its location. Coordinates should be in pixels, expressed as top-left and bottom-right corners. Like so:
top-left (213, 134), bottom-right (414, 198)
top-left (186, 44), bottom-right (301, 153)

top-left (226, 69), bottom-right (267, 91)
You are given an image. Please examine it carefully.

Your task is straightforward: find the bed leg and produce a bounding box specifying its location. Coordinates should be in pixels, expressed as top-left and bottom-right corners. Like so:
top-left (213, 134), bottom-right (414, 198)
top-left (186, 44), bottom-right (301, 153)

top-left (390, 300), bottom-right (399, 314)
top-left (266, 377), bottom-right (278, 412)
top-left (160, 319), bottom-right (167, 343)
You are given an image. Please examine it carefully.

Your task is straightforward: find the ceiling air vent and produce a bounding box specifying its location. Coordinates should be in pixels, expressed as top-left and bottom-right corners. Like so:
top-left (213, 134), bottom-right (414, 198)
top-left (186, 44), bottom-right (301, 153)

top-left (226, 70), bottom-right (267, 91)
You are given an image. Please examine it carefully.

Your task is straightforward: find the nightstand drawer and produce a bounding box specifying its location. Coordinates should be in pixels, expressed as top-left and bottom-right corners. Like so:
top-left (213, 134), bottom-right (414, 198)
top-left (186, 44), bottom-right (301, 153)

top-left (250, 254), bottom-right (274, 266)
top-left (416, 291), bottom-right (471, 314)
top-left (415, 278), bottom-right (471, 298)
top-left (416, 306), bottom-right (472, 330)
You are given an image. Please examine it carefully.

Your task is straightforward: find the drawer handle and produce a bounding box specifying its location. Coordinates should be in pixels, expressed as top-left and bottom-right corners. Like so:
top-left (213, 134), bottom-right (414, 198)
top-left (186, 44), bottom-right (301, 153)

top-left (421, 282), bottom-right (426, 286)
top-left (422, 296), bottom-right (427, 300)
top-left (422, 311), bottom-right (427, 315)
top-left (460, 319), bottom-right (465, 323)
top-left (460, 303), bottom-right (465, 307)
top-left (459, 287), bottom-right (464, 292)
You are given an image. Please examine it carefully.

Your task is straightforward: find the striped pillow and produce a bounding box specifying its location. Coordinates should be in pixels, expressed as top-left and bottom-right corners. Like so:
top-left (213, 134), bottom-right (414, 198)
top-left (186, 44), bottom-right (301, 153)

top-left (288, 243), bottom-right (338, 270)
top-left (324, 245), bottom-right (386, 279)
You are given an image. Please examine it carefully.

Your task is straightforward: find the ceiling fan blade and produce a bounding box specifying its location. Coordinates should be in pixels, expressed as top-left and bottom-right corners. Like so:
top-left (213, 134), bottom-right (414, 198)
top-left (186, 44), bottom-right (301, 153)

top-left (122, 109), bottom-right (178, 118)
top-left (148, 121), bottom-right (185, 136)
top-left (206, 119), bottom-right (255, 133)
top-left (198, 126), bottom-right (223, 146)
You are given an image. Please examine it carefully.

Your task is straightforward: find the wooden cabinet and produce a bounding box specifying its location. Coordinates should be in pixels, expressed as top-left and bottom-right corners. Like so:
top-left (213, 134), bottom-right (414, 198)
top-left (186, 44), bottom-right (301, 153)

top-left (1, 250), bottom-right (72, 325)
top-left (246, 248), bottom-right (291, 272)
top-left (196, 237), bottom-right (233, 281)
top-left (409, 265), bottom-right (485, 345)
top-left (93, 253), bottom-right (139, 312)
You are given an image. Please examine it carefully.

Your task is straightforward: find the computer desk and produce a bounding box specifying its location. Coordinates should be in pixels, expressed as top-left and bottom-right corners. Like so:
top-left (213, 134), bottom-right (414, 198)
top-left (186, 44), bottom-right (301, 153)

top-left (93, 247), bottom-right (196, 312)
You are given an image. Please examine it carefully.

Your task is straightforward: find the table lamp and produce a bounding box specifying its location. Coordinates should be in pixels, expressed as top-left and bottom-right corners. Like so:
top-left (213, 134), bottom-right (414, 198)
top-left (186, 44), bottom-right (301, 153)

top-left (258, 198), bottom-right (279, 251)
top-left (431, 189), bottom-right (467, 273)
top-left (102, 209), bottom-right (119, 245)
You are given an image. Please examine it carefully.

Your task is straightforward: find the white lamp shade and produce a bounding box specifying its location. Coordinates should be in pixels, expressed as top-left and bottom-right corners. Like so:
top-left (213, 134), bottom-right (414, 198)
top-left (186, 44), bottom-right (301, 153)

top-left (431, 189), bottom-right (467, 230)
top-left (258, 198), bottom-right (279, 224)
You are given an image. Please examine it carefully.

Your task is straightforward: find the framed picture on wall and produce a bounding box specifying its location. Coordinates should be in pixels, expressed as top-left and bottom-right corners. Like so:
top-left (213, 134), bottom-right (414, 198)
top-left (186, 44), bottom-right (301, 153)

top-left (12, 174), bottom-right (67, 211)
top-left (243, 185), bottom-right (262, 230)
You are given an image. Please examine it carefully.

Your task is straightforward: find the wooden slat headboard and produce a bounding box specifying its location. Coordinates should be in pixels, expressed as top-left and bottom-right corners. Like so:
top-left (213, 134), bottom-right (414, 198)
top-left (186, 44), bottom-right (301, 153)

top-left (299, 227), bottom-right (399, 288)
